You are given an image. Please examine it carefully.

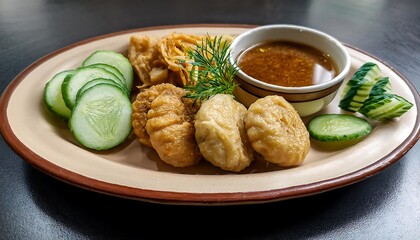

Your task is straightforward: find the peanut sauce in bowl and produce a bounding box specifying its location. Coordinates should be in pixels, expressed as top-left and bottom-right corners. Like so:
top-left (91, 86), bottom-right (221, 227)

top-left (229, 24), bottom-right (351, 116)
top-left (237, 41), bottom-right (338, 87)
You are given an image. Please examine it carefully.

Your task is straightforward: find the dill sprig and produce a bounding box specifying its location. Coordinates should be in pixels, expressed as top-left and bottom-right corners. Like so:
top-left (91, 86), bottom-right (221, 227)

top-left (183, 34), bottom-right (238, 103)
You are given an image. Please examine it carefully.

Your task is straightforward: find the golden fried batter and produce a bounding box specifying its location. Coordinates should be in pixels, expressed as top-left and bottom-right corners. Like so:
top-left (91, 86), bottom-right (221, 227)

top-left (131, 83), bottom-right (179, 147)
top-left (128, 35), bottom-right (168, 88)
top-left (146, 89), bottom-right (201, 167)
top-left (158, 33), bottom-right (202, 87)
top-left (245, 96), bottom-right (310, 167)
top-left (194, 94), bottom-right (254, 172)
top-left (128, 33), bottom-right (235, 89)
top-left (128, 33), bottom-right (202, 88)
top-left (131, 83), bottom-right (200, 167)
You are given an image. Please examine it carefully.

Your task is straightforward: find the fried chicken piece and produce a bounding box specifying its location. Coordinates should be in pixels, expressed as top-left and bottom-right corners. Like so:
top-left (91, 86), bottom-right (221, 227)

top-left (146, 88), bottom-right (201, 167)
top-left (246, 96), bottom-right (310, 167)
top-left (131, 83), bottom-right (179, 147)
top-left (194, 94), bottom-right (254, 172)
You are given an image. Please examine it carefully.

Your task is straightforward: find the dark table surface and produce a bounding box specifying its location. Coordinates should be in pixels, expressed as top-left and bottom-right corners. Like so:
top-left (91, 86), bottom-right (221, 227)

top-left (1, 0), bottom-right (419, 239)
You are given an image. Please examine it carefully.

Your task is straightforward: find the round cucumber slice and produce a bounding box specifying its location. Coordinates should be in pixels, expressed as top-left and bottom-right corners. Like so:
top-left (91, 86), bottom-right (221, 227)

top-left (85, 63), bottom-right (127, 88)
top-left (61, 66), bottom-right (123, 109)
top-left (82, 50), bottom-right (134, 91)
top-left (43, 70), bottom-right (74, 120)
top-left (69, 83), bottom-right (132, 150)
top-left (307, 114), bottom-right (372, 142)
top-left (75, 78), bottom-right (129, 101)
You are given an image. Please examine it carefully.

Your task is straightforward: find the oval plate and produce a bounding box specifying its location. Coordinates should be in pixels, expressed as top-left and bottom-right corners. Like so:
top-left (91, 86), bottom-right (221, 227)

top-left (1, 24), bottom-right (419, 205)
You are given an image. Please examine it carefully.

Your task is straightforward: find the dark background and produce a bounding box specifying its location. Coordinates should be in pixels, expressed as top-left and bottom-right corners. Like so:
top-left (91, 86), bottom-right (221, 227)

top-left (1, 0), bottom-right (419, 239)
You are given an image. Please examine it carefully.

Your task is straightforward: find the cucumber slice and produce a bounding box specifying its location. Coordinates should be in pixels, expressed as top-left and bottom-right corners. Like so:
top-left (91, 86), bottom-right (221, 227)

top-left (339, 62), bottom-right (381, 112)
top-left (82, 50), bottom-right (134, 91)
top-left (69, 83), bottom-right (132, 150)
top-left (43, 70), bottom-right (75, 120)
top-left (307, 114), bottom-right (372, 142)
top-left (369, 77), bottom-right (392, 97)
top-left (358, 93), bottom-right (413, 121)
top-left (76, 78), bottom-right (129, 101)
top-left (86, 63), bottom-right (127, 88)
top-left (61, 66), bottom-right (124, 109)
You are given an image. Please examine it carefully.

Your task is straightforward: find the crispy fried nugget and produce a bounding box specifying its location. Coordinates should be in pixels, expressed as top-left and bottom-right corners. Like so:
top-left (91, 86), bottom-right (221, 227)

top-left (146, 88), bottom-right (201, 167)
top-left (246, 96), bottom-right (310, 167)
top-left (194, 94), bottom-right (254, 172)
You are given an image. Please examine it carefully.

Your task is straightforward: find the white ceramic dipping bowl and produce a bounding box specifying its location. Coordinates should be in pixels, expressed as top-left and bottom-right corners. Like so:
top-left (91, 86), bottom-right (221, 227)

top-left (229, 24), bottom-right (351, 117)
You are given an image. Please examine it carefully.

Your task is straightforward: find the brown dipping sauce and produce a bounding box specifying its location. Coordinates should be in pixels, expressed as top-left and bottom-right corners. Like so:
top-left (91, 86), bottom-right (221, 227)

top-left (237, 41), bottom-right (338, 87)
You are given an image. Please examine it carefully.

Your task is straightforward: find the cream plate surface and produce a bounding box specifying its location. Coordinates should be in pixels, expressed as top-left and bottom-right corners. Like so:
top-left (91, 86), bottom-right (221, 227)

top-left (1, 24), bottom-right (419, 205)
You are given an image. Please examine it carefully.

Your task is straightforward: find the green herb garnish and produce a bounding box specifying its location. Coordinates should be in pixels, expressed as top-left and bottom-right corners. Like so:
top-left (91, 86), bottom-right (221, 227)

top-left (183, 34), bottom-right (238, 103)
